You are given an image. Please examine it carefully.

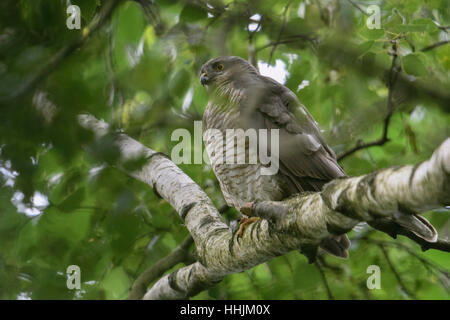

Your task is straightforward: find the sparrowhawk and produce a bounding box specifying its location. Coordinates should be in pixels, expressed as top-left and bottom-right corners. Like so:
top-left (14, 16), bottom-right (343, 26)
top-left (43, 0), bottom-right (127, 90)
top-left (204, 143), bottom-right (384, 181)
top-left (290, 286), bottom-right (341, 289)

top-left (200, 56), bottom-right (350, 259)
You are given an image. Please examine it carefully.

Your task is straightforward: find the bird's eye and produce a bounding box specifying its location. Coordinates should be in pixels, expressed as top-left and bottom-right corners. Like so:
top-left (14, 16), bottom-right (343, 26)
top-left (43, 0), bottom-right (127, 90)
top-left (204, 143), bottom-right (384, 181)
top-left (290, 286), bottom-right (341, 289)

top-left (215, 63), bottom-right (224, 72)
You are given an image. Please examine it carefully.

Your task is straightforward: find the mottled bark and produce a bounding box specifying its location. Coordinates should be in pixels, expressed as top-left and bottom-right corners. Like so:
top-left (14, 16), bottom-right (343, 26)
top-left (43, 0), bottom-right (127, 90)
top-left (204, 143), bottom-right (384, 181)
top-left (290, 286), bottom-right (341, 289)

top-left (78, 115), bottom-right (449, 300)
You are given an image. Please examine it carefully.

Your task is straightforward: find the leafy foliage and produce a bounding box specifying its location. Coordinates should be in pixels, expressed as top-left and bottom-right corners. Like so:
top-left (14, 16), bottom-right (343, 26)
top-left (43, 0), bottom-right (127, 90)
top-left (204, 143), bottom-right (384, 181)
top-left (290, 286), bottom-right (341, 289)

top-left (0, 0), bottom-right (449, 300)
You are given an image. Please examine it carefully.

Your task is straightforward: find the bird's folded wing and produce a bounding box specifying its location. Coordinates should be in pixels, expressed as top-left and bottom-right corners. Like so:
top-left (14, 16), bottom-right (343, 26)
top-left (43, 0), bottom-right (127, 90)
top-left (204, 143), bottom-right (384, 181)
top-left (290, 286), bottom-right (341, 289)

top-left (242, 77), bottom-right (345, 191)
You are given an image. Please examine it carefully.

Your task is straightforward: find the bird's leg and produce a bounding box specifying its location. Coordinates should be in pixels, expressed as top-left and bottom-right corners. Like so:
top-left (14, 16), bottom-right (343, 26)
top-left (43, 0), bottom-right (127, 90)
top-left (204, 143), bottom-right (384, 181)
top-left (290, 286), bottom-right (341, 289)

top-left (240, 202), bottom-right (254, 216)
top-left (237, 216), bottom-right (260, 238)
top-left (236, 202), bottom-right (259, 238)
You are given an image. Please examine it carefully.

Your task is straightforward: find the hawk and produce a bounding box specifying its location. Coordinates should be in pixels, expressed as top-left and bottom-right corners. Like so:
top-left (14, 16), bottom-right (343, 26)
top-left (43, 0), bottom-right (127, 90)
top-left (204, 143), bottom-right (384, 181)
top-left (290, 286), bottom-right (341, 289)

top-left (200, 56), bottom-right (350, 259)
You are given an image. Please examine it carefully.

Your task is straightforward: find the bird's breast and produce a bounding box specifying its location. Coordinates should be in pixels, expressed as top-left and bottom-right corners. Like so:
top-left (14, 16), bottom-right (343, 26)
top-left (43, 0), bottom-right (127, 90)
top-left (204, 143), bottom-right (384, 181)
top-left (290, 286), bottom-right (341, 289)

top-left (203, 102), bottom-right (286, 209)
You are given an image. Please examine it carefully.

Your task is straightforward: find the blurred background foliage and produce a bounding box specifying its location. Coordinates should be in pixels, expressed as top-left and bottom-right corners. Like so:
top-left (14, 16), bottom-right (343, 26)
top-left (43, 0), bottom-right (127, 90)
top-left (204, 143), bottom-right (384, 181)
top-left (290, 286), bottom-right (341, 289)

top-left (0, 0), bottom-right (449, 300)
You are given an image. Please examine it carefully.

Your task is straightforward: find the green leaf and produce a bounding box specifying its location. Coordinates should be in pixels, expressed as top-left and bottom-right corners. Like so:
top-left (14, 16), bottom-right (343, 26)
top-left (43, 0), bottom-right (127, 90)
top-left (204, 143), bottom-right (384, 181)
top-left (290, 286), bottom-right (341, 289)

top-left (101, 267), bottom-right (132, 299)
top-left (169, 68), bottom-right (191, 98)
top-left (402, 53), bottom-right (428, 77)
top-left (360, 28), bottom-right (385, 40)
top-left (57, 187), bottom-right (86, 213)
top-left (179, 4), bottom-right (206, 23)
top-left (39, 208), bottom-right (92, 245)
top-left (390, 19), bottom-right (437, 33)
top-left (357, 41), bottom-right (374, 56)
top-left (391, 24), bottom-right (431, 33)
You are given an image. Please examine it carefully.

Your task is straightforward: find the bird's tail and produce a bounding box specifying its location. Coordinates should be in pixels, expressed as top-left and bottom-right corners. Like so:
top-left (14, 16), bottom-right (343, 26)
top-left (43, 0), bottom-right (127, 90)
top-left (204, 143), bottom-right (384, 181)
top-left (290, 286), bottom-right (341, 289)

top-left (320, 234), bottom-right (351, 259)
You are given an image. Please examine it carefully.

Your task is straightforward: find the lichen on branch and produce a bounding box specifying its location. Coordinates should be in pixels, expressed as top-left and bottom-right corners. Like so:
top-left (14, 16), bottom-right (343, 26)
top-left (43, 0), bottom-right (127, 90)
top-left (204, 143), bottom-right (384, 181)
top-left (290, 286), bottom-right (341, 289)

top-left (78, 114), bottom-right (449, 300)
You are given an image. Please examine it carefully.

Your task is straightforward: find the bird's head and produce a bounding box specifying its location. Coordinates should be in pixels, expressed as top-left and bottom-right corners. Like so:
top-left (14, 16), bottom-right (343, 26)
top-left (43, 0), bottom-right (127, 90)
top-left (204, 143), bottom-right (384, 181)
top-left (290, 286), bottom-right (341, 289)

top-left (199, 56), bottom-right (259, 89)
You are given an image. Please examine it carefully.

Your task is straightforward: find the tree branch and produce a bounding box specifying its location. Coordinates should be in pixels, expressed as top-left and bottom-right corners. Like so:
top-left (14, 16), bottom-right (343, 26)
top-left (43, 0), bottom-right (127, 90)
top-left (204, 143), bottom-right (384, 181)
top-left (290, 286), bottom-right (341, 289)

top-left (78, 114), bottom-right (449, 300)
top-left (364, 238), bottom-right (450, 292)
top-left (379, 244), bottom-right (417, 299)
top-left (247, 14), bottom-right (262, 69)
top-left (126, 205), bottom-right (230, 300)
top-left (345, 0), bottom-right (369, 16)
top-left (166, 1), bottom-right (450, 112)
top-left (135, 0), bottom-right (165, 36)
top-left (268, 0), bottom-right (292, 64)
top-left (1, 0), bottom-right (123, 103)
top-left (127, 235), bottom-right (194, 300)
top-left (255, 34), bottom-right (316, 52)
top-left (315, 260), bottom-right (334, 299)
top-left (420, 40), bottom-right (450, 52)
top-left (337, 42), bottom-right (399, 161)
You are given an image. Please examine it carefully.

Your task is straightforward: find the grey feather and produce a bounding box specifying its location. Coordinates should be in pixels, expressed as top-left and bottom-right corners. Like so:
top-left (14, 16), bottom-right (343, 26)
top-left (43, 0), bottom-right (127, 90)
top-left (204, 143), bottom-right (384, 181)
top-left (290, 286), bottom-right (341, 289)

top-left (201, 56), bottom-right (349, 258)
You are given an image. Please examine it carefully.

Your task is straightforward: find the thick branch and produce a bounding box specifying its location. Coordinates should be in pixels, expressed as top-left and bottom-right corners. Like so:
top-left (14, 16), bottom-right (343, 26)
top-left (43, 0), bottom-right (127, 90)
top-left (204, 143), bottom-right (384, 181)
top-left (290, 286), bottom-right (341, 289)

top-left (79, 115), bottom-right (449, 300)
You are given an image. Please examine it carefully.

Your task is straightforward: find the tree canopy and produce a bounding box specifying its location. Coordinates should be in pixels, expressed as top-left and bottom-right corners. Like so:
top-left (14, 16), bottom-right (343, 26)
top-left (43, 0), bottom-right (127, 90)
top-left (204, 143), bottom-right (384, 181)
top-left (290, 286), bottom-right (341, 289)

top-left (0, 0), bottom-right (449, 300)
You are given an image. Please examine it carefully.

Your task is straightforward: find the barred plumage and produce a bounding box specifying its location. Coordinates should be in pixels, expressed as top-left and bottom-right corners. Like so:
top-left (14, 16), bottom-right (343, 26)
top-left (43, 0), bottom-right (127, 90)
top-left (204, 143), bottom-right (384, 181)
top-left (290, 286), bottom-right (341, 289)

top-left (200, 56), bottom-right (350, 259)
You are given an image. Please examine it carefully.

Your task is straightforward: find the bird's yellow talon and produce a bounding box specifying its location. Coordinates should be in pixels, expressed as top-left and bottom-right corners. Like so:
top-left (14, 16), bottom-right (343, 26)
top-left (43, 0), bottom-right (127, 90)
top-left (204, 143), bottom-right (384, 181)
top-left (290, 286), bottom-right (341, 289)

top-left (236, 217), bottom-right (260, 239)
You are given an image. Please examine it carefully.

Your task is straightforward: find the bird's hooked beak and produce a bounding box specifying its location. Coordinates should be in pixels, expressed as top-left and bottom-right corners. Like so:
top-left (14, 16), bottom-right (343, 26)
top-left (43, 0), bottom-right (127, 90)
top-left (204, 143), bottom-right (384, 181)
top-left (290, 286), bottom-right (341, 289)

top-left (200, 72), bottom-right (209, 86)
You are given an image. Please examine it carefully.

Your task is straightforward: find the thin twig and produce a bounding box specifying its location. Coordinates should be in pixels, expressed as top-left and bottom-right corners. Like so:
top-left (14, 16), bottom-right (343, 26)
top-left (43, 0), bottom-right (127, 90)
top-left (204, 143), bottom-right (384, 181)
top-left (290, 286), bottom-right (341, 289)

top-left (256, 34), bottom-right (316, 52)
top-left (317, 255), bottom-right (344, 274)
top-left (346, 0), bottom-right (368, 16)
top-left (315, 260), bottom-right (335, 300)
top-left (337, 42), bottom-right (399, 161)
top-left (420, 40), bottom-right (450, 52)
top-left (135, 0), bottom-right (165, 35)
top-left (268, 0), bottom-right (292, 64)
top-left (105, 16), bottom-right (124, 129)
top-left (1, 0), bottom-right (123, 103)
top-left (127, 203), bottom-right (230, 300)
top-left (127, 235), bottom-right (194, 300)
top-left (379, 244), bottom-right (417, 299)
top-left (364, 238), bottom-right (450, 291)
top-left (247, 14), bottom-right (262, 69)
